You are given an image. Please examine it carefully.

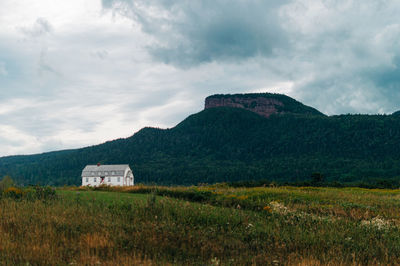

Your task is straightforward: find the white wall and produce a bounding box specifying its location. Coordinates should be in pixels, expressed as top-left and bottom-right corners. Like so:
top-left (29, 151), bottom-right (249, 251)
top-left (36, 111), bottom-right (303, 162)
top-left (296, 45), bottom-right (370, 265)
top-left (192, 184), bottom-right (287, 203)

top-left (81, 166), bottom-right (135, 187)
top-left (125, 171), bottom-right (134, 186)
top-left (82, 176), bottom-right (125, 187)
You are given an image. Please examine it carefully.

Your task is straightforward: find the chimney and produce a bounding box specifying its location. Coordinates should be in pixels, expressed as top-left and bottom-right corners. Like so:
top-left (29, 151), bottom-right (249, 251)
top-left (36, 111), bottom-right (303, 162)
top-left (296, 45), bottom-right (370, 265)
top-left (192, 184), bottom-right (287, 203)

top-left (97, 163), bottom-right (101, 167)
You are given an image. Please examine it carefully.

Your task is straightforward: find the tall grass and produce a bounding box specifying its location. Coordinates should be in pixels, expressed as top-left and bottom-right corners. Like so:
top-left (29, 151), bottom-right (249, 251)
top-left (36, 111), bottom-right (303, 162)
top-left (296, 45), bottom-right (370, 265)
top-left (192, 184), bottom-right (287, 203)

top-left (1, 186), bottom-right (400, 265)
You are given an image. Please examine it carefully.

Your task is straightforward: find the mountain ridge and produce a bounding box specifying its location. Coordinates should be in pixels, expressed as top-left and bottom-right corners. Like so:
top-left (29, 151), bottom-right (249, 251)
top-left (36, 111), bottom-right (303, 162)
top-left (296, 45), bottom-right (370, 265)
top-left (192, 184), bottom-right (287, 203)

top-left (0, 93), bottom-right (400, 186)
top-left (205, 92), bottom-right (325, 117)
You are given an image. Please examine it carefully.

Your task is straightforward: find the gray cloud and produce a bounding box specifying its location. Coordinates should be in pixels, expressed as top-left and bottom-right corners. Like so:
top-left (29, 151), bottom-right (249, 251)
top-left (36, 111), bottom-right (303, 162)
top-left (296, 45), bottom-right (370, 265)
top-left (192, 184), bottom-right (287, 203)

top-left (102, 0), bottom-right (290, 67)
top-left (281, 0), bottom-right (400, 114)
top-left (91, 49), bottom-right (109, 60)
top-left (102, 0), bottom-right (400, 114)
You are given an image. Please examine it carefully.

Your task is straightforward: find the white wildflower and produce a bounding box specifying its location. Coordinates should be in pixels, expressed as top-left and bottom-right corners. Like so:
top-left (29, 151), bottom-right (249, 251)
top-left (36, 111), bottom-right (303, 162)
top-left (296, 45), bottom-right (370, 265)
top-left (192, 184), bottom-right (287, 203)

top-left (269, 201), bottom-right (289, 214)
top-left (361, 216), bottom-right (391, 230)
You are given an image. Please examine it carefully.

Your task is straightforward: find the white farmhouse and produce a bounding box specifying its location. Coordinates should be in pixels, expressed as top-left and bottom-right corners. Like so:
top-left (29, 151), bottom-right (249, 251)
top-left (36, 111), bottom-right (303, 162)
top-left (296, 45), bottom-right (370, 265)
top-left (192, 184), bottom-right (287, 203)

top-left (81, 164), bottom-right (134, 187)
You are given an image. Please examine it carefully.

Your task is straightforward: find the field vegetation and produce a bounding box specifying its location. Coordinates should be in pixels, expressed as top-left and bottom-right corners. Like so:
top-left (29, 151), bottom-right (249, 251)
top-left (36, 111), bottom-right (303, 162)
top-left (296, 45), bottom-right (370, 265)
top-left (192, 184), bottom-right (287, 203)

top-left (2, 182), bottom-right (400, 265)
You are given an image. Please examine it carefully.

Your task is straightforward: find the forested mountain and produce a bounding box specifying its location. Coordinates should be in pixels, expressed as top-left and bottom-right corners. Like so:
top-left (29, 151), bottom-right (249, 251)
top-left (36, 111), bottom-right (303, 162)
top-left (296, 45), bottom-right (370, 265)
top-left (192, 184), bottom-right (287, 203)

top-left (1, 93), bottom-right (400, 186)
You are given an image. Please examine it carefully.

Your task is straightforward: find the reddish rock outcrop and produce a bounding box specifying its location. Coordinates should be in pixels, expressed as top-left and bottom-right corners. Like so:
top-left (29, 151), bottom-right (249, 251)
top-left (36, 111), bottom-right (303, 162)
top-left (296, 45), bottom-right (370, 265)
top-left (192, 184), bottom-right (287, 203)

top-left (205, 93), bottom-right (325, 118)
top-left (205, 95), bottom-right (285, 118)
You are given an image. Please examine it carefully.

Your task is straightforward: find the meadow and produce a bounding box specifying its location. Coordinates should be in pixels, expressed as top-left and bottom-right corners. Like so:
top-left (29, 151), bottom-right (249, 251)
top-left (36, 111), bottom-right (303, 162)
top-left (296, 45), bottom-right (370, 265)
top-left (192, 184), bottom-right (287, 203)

top-left (1, 185), bottom-right (400, 265)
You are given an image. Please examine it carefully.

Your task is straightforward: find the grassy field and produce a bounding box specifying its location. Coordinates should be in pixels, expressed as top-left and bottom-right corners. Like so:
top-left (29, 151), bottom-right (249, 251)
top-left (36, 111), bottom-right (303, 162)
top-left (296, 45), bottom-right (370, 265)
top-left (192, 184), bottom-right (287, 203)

top-left (1, 185), bottom-right (400, 265)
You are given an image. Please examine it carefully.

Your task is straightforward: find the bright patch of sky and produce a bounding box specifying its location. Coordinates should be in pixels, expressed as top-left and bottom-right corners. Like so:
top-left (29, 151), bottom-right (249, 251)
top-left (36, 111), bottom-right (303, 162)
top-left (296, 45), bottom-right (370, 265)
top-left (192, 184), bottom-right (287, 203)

top-left (1, 0), bottom-right (400, 156)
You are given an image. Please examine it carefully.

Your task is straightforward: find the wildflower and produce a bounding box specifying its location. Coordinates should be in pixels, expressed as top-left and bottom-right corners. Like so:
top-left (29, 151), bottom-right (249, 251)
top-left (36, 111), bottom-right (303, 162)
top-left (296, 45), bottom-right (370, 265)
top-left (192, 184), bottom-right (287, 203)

top-left (263, 206), bottom-right (272, 212)
top-left (361, 216), bottom-right (391, 230)
top-left (211, 257), bottom-right (220, 266)
top-left (269, 201), bottom-right (289, 214)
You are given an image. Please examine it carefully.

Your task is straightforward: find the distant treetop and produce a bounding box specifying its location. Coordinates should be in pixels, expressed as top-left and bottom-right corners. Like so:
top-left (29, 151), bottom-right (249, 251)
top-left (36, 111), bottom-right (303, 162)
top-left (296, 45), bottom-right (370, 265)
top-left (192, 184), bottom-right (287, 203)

top-left (392, 110), bottom-right (400, 116)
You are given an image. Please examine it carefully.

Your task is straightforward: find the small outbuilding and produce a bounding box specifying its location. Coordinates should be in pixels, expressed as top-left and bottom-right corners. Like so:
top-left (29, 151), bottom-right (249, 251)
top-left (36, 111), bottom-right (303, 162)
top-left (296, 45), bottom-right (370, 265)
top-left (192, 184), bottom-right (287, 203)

top-left (81, 164), bottom-right (134, 187)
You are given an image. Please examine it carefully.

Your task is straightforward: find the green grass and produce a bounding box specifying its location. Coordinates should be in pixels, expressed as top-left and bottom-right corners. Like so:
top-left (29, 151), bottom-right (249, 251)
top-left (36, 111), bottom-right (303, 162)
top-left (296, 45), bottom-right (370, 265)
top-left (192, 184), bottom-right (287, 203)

top-left (59, 190), bottom-right (149, 203)
top-left (2, 186), bottom-right (400, 265)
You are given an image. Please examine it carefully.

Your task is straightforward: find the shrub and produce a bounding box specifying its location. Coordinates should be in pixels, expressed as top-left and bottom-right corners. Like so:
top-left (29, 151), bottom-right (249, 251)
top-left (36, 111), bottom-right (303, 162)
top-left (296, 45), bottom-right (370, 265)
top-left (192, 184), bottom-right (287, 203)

top-left (33, 186), bottom-right (57, 200)
top-left (3, 187), bottom-right (23, 199)
top-left (2, 185), bottom-right (57, 201)
top-left (0, 175), bottom-right (15, 193)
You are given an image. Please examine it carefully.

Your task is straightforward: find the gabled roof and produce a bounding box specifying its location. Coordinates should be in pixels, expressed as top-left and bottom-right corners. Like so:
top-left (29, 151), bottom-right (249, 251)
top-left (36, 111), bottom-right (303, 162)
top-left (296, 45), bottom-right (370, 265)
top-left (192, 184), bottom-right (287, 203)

top-left (81, 164), bottom-right (131, 177)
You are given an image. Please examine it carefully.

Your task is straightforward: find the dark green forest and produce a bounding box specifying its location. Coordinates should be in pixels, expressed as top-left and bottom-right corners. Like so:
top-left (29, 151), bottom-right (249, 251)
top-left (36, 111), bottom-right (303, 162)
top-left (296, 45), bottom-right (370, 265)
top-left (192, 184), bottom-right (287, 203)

top-left (1, 102), bottom-right (400, 186)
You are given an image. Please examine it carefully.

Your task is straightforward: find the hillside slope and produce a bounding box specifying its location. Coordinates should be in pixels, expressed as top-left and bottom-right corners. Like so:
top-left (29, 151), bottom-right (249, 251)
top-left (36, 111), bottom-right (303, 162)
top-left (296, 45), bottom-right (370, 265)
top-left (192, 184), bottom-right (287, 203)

top-left (1, 104), bottom-right (400, 185)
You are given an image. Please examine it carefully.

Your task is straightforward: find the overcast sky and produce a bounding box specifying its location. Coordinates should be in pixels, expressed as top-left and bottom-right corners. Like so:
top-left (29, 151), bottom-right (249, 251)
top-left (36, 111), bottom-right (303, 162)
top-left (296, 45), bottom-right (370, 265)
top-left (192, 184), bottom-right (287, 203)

top-left (1, 0), bottom-right (400, 156)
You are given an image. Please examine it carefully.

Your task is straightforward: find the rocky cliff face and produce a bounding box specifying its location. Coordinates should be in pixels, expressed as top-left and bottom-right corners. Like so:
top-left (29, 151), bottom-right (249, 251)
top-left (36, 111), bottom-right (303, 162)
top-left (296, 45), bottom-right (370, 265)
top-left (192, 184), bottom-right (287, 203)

top-left (205, 93), bottom-right (324, 118)
top-left (205, 96), bottom-right (283, 118)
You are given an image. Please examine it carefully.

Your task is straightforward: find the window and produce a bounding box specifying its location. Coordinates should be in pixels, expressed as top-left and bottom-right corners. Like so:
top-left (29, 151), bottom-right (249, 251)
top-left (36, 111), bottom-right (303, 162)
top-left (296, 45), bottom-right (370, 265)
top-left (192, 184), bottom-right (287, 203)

top-left (112, 171), bottom-right (115, 175)
top-left (105, 172), bottom-right (108, 175)
top-left (94, 177), bottom-right (97, 182)
top-left (98, 172), bottom-right (101, 175)
top-left (117, 177), bottom-right (120, 182)
top-left (108, 177), bottom-right (111, 182)
top-left (86, 177), bottom-right (88, 182)
top-left (91, 172), bottom-right (95, 176)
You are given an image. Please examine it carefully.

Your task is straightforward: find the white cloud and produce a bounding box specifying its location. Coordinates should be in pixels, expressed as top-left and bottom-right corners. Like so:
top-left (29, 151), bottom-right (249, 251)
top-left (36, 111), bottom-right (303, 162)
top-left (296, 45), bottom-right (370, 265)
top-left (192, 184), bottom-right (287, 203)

top-left (19, 17), bottom-right (53, 38)
top-left (0, 124), bottom-right (42, 155)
